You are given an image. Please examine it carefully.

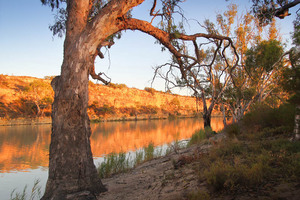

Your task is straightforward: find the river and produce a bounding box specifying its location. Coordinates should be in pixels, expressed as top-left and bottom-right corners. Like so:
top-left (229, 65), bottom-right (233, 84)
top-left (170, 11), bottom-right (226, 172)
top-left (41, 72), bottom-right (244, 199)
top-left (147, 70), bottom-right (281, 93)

top-left (0, 117), bottom-right (224, 199)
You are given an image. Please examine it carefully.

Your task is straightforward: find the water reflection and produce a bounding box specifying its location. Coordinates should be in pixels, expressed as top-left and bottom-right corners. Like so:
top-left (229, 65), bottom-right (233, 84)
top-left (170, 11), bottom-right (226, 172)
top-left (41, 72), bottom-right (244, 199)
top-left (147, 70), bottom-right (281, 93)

top-left (0, 117), bottom-right (224, 173)
top-left (90, 117), bottom-right (224, 156)
top-left (0, 125), bottom-right (50, 173)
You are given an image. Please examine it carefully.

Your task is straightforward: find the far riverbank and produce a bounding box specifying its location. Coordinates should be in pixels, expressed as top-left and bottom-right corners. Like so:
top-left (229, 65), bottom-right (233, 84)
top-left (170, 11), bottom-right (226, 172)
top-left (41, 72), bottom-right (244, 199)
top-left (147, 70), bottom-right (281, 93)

top-left (0, 114), bottom-right (224, 126)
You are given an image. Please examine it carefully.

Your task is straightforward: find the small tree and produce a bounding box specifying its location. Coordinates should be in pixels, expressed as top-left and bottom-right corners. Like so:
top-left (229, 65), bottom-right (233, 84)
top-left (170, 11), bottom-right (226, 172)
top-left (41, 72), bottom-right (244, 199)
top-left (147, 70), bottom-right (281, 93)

top-left (251, 1), bottom-right (300, 139)
top-left (225, 39), bottom-right (285, 123)
top-left (280, 14), bottom-right (300, 140)
top-left (154, 4), bottom-right (239, 127)
top-left (24, 80), bottom-right (53, 117)
top-left (215, 6), bottom-right (286, 123)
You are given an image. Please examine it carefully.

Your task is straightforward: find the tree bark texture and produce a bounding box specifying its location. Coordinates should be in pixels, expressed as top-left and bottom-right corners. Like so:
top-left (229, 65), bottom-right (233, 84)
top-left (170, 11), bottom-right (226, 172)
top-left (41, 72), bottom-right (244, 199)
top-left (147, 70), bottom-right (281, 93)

top-left (293, 104), bottom-right (300, 140)
top-left (42, 51), bottom-right (106, 200)
top-left (203, 112), bottom-right (211, 128)
top-left (42, 0), bottom-right (146, 199)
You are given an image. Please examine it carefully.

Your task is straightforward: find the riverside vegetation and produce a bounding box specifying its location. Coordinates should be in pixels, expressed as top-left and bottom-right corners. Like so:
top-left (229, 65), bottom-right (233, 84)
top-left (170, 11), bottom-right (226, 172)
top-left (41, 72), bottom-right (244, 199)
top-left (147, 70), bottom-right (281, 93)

top-left (97, 102), bottom-right (299, 199)
top-left (11, 102), bottom-right (299, 199)
top-left (101, 104), bottom-right (300, 199)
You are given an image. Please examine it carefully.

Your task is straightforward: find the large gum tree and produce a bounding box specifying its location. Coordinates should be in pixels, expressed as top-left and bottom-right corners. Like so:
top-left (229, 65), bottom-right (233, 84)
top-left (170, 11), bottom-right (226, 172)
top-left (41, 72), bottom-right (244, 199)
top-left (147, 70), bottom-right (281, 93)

top-left (41, 0), bottom-right (237, 199)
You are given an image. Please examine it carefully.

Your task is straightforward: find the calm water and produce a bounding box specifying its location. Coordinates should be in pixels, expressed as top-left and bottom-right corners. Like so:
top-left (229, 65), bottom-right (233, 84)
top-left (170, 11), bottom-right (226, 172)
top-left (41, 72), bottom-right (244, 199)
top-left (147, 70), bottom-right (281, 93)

top-left (0, 117), bottom-right (224, 199)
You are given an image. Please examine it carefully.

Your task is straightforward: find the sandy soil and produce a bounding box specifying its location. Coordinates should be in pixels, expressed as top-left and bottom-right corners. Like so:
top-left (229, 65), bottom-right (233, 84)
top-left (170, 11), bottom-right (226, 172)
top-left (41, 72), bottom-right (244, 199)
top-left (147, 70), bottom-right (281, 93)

top-left (98, 133), bottom-right (300, 200)
top-left (98, 145), bottom-right (205, 200)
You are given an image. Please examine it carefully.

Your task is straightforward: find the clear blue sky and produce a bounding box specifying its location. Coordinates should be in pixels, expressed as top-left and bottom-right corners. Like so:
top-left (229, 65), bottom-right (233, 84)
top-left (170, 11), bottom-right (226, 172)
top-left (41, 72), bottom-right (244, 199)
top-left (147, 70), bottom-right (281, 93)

top-left (0, 0), bottom-right (298, 93)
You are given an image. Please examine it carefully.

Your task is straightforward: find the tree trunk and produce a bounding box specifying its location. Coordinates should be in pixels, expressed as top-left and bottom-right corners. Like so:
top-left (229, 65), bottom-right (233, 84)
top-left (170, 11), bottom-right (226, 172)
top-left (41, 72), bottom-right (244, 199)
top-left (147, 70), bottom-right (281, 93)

top-left (221, 103), bottom-right (227, 126)
top-left (201, 96), bottom-right (211, 128)
top-left (35, 101), bottom-right (41, 117)
top-left (201, 95), bottom-right (214, 128)
top-left (203, 112), bottom-right (211, 127)
top-left (42, 50), bottom-right (106, 200)
top-left (293, 104), bottom-right (300, 140)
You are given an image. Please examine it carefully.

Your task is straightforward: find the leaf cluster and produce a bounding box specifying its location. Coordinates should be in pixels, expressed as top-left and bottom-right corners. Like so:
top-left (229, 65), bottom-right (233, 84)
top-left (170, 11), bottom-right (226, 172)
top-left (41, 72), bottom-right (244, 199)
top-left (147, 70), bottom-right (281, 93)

top-left (251, 0), bottom-right (292, 25)
top-left (245, 39), bottom-right (283, 73)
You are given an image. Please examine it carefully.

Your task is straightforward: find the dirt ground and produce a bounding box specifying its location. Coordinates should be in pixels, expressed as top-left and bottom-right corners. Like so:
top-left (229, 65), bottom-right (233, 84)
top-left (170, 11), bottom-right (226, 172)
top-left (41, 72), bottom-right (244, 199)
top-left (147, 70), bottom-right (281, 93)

top-left (98, 134), bottom-right (300, 200)
top-left (98, 144), bottom-right (205, 200)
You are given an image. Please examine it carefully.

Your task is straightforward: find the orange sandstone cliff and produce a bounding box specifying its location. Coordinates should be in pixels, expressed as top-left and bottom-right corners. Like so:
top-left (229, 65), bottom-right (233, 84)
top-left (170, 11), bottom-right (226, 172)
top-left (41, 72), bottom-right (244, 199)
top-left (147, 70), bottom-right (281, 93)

top-left (0, 75), bottom-right (201, 121)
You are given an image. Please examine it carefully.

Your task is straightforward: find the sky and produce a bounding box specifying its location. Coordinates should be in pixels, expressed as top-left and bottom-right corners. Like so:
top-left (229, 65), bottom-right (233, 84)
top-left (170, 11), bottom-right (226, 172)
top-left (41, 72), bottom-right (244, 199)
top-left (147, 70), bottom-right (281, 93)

top-left (0, 0), bottom-right (298, 94)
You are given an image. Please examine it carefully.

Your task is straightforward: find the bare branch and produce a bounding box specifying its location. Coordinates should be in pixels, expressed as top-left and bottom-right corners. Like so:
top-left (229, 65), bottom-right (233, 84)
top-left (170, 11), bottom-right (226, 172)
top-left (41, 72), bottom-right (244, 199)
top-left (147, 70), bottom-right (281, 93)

top-left (274, 0), bottom-right (300, 19)
top-left (89, 66), bottom-right (111, 85)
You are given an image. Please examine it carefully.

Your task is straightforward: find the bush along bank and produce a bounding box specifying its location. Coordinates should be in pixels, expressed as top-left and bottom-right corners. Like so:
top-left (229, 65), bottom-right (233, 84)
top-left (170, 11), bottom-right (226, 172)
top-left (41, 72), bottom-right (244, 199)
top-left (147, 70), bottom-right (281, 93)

top-left (97, 102), bottom-right (300, 200)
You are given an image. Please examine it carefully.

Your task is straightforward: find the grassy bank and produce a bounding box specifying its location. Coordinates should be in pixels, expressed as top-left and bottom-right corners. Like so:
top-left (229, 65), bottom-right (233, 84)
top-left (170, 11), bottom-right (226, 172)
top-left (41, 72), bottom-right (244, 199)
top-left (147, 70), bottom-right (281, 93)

top-left (97, 103), bottom-right (299, 199)
top-left (183, 103), bottom-right (299, 199)
top-left (97, 140), bottom-right (185, 179)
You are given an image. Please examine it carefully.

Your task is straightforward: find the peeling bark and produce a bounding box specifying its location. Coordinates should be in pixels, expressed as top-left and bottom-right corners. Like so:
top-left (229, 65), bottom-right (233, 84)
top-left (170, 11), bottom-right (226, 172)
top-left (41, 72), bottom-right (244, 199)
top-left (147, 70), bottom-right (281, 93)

top-left (42, 1), bottom-right (146, 199)
top-left (42, 50), bottom-right (107, 200)
top-left (292, 104), bottom-right (300, 141)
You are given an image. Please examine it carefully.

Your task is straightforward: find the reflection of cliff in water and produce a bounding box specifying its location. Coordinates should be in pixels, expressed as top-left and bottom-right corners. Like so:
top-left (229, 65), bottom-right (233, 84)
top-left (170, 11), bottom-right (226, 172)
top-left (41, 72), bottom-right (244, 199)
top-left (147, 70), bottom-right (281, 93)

top-left (0, 124), bottom-right (51, 172)
top-left (90, 117), bottom-right (224, 156)
top-left (0, 118), bottom-right (225, 172)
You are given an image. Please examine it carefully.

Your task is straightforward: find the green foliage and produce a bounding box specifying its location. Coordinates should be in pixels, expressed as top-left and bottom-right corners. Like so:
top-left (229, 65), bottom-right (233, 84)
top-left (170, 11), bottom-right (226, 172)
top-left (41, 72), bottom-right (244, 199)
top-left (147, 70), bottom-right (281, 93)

top-left (279, 28), bottom-right (300, 105)
top-left (98, 152), bottom-right (129, 178)
top-left (224, 123), bottom-right (241, 138)
top-left (196, 104), bottom-right (300, 194)
top-left (250, 0), bottom-right (292, 25)
top-left (144, 142), bottom-right (155, 161)
top-left (96, 104), bottom-right (116, 116)
top-left (204, 137), bottom-right (300, 193)
top-left (243, 103), bottom-right (295, 131)
top-left (211, 140), bottom-right (244, 158)
top-left (188, 127), bottom-right (215, 146)
top-left (246, 39), bottom-right (283, 73)
top-left (292, 13), bottom-right (300, 46)
top-left (24, 80), bottom-right (51, 93)
top-left (134, 150), bottom-right (144, 167)
top-left (98, 142), bottom-right (166, 178)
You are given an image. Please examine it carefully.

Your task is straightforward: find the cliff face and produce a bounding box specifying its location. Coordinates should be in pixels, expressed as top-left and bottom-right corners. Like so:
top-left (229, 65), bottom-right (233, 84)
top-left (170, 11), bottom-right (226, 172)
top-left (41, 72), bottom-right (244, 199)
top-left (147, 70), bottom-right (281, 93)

top-left (88, 82), bottom-right (199, 119)
top-left (0, 75), bottom-right (200, 120)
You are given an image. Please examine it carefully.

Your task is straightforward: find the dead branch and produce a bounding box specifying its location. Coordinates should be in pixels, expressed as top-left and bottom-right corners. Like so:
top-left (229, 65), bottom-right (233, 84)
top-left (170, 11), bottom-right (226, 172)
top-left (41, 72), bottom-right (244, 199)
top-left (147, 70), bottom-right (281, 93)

top-left (89, 40), bottom-right (115, 85)
top-left (274, 0), bottom-right (300, 19)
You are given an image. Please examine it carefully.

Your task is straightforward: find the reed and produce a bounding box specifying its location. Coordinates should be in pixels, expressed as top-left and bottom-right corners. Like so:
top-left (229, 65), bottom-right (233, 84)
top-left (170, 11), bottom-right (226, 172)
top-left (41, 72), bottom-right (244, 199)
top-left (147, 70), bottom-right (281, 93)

top-left (98, 142), bottom-right (173, 178)
top-left (10, 179), bottom-right (41, 200)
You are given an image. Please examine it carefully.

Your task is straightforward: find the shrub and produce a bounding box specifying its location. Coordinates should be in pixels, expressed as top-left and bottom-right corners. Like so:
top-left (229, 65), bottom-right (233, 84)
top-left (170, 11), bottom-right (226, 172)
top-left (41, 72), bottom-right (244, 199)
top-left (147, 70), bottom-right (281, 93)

top-left (243, 103), bottom-right (295, 132)
top-left (134, 150), bottom-right (144, 167)
top-left (188, 127), bottom-right (215, 146)
top-left (108, 83), bottom-right (128, 89)
top-left (224, 123), bottom-right (241, 138)
top-left (144, 142), bottom-right (155, 161)
top-left (119, 107), bottom-right (137, 116)
top-left (98, 152), bottom-right (129, 178)
top-left (144, 87), bottom-right (156, 95)
top-left (211, 140), bottom-right (244, 158)
top-left (138, 105), bottom-right (158, 115)
top-left (187, 190), bottom-right (210, 200)
top-left (96, 104), bottom-right (116, 116)
top-left (204, 157), bottom-right (271, 192)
